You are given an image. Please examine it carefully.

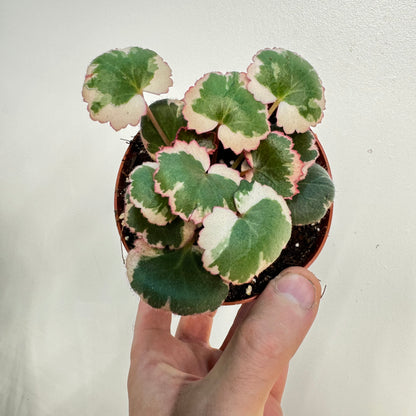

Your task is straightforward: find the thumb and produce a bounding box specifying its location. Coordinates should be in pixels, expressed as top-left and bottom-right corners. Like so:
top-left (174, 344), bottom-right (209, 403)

top-left (205, 267), bottom-right (321, 414)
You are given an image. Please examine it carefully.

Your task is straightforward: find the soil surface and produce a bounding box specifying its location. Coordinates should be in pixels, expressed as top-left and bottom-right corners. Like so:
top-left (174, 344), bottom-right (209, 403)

top-left (114, 132), bottom-right (332, 304)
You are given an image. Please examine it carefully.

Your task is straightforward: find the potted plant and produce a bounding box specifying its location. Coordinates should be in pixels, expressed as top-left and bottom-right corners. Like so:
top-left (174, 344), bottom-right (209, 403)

top-left (82, 47), bottom-right (335, 315)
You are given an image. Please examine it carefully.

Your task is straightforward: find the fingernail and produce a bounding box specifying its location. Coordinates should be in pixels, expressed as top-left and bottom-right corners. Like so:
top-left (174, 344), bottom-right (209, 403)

top-left (274, 272), bottom-right (316, 309)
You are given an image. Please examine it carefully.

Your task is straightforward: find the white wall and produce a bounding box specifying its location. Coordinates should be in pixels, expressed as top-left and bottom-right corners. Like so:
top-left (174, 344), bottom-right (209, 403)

top-left (1, 0), bottom-right (415, 414)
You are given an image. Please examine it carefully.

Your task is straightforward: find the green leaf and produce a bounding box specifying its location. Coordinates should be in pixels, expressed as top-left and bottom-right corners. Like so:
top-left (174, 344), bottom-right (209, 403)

top-left (246, 132), bottom-right (304, 198)
top-left (82, 47), bottom-right (172, 130)
top-left (154, 141), bottom-right (241, 224)
top-left (247, 48), bottom-right (325, 134)
top-left (141, 99), bottom-right (187, 157)
top-left (176, 128), bottom-right (217, 154)
top-left (126, 241), bottom-right (229, 315)
top-left (124, 202), bottom-right (195, 249)
top-left (198, 180), bottom-right (292, 284)
top-left (286, 163), bottom-right (335, 225)
top-left (129, 162), bottom-right (176, 226)
top-left (183, 72), bottom-right (270, 154)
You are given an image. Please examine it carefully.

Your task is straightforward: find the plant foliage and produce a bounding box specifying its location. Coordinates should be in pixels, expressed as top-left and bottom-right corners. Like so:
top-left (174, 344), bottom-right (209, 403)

top-left (83, 46), bottom-right (335, 315)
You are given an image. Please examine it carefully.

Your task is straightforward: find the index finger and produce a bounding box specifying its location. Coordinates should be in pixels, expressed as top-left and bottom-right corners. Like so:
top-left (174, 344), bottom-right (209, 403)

top-left (134, 300), bottom-right (172, 334)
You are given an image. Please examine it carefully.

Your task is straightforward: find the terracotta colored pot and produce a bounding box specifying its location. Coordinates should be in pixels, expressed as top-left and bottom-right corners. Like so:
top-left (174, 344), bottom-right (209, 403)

top-left (114, 133), bottom-right (333, 305)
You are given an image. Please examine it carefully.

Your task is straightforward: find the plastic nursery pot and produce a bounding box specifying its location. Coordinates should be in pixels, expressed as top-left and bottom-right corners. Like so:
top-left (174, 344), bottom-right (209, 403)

top-left (114, 133), bottom-right (333, 306)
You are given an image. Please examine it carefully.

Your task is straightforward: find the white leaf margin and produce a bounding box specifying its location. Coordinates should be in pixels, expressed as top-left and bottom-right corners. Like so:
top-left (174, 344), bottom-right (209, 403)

top-left (126, 240), bottom-right (159, 284)
top-left (183, 72), bottom-right (270, 154)
top-left (244, 132), bottom-right (305, 198)
top-left (247, 48), bottom-right (326, 134)
top-left (276, 98), bottom-right (325, 135)
top-left (154, 140), bottom-right (242, 224)
top-left (182, 73), bottom-right (219, 133)
top-left (82, 47), bottom-right (173, 131)
top-left (128, 162), bottom-right (174, 226)
top-left (198, 181), bottom-right (292, 283)
top-left (123, 201), bottom-right (196, 249)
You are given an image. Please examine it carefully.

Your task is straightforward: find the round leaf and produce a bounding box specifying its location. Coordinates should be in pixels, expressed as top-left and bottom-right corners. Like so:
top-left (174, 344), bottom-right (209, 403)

top-left (126, 241), bottom-right (229, 315)
top-left (141, 99), bottom-right (187, 157)
top-left (286, 163), bottom-right (335, 225)
top-left (82, 47), bottom-right (172, 130)
top-left (198, 181), bottom-right (292, 284)
top-left (183, 72), bottom-right (270, 154)
top-left (129, 162), bottom-right (175, 226)
top-left (246, 132), bottom-right (304, 198)
top-left (247, 48), bottom-right (325, 134)
top-left (154, 141), bottom-right (241, 224)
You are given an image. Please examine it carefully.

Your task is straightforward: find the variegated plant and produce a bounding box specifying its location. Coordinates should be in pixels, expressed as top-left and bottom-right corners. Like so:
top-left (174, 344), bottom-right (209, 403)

top-left (83, 46), bottom-right (335, 315)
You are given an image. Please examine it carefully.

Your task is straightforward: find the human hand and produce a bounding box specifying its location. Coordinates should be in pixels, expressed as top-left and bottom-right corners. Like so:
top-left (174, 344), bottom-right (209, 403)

top-left (127, 266), bottom-right (321, 416)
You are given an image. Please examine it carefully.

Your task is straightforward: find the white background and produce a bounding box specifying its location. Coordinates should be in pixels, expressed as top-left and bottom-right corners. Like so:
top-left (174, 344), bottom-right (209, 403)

top-left (1, 0), bottom-right (415, 414)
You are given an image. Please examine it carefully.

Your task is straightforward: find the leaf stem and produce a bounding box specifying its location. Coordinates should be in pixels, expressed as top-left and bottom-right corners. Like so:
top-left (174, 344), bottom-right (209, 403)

top-left (211, 127), bottom-right (220, 164)
top-left (268, 99), bottom-right (281, 117)
top-left (240, 168), bottom-right (252, 177)
top-left (231, 153), bottom-right (245, 170)
top-left (144, 99), bottom-right (170, 146)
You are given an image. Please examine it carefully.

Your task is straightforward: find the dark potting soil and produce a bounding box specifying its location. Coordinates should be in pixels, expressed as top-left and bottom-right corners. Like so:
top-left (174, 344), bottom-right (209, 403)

top-left (115, 132), bottom-right (331, 304)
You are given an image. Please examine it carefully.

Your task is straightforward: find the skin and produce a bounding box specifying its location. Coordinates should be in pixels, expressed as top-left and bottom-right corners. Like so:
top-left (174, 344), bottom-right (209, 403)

top-left (128, 266), bottom-right (321, 416)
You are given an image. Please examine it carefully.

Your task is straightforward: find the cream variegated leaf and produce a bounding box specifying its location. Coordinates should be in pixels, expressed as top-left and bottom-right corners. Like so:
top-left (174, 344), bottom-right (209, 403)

top-left (124, 202), bottom-right (195, 249)
top-left (82, 47), bottom-right (172, 130)
top-left (154, 141), bottom-right (241, 224)
top-left (198, 180), bottom-right (292, 284)
top-left (183, 72), bottom-right (270, 154)
top-left (245, 132), bottom-right (304, 198)
top-left (129, 162), bottom-right (176, 226)
top-left (247, 48), bottom-right (325, 134)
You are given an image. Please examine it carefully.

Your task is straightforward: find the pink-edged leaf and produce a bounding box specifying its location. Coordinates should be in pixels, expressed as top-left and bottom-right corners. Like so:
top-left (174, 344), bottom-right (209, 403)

top-left (245, 132), bottom-right (304, 198)
top-left (82, 47), bottom-right (172, 131)
top-left (154, 140), bottom-right (241, 224)
top-left (247, 48), bottom-right (325, 134)
top-left (290, 129), bottom-right (319, 180)
top-left (128, 162), bottom-right (175, 226)
top-left (124, 201), bottom-right (195, 249)
top-left (198, 180), bottom-right (292, 284)
top-left (183, 72), bottom-right (270, 154)
top-left (286, 163), bottom-right (335, 225)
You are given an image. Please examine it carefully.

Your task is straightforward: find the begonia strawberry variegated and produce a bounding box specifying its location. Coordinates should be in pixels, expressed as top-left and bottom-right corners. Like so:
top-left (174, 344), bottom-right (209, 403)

top-left (83, 46), bottom-right (334, 315)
